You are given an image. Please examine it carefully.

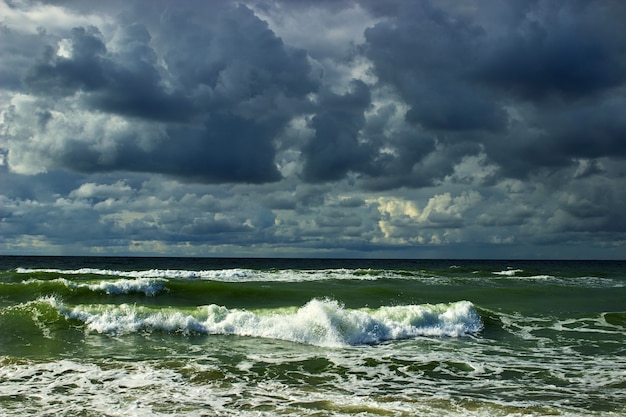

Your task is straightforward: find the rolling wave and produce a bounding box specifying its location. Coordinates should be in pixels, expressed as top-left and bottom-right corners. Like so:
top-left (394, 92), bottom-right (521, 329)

top-left (14, 266), bottom-right (622, 288)
top-left (1, 277), bottom-right (168, 296)
top-left (15, 267), bottom-right (391, 282)
top-left (57, 277), bottom-right (167, 296)
top-left (42, 297), bottom-right (483, 347)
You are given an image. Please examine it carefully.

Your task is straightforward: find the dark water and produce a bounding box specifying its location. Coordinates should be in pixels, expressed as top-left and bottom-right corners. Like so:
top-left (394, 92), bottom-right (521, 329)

top-left (1, 256), bottom-right (625, 416)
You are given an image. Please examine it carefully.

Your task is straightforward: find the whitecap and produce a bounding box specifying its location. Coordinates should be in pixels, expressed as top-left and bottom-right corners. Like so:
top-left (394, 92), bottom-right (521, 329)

top-left (492, 269), bottom-right (523, 276)
top-left (44, 298), bottom-right (483, 347)
top-left (15, 267), bottom-right (426, 283)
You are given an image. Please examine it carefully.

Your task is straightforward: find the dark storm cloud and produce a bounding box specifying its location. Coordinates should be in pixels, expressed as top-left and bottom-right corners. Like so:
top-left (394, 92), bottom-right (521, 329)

top-left (25, 26), bottom-right (108, 96)
top-left (550, 99), bottom-right (626, 159)
top-left (0, 25), bottom-right (43, 91)
top-left (9, 1), bottom-right (318, 183)
top-left (364, 1), bottom-right (506, 134)
top-left (473, 1), bottom-right (626, 101)
top-left (9, 0), bottom-right (625, 187)
top-left (301, 80), bottom-right (374, 182)
top-left (143, 117), bottom-right (283, 183)
top-left (0, 165), bottom-right (84, 201)
top-left (158, 4), bottom-right (317, 99)
top-left (357, 0), bottom-right (626, 183)
top-left (481, 96), bottom-right (626, 180)
top-left (2, 0), bottom-right (626, 257)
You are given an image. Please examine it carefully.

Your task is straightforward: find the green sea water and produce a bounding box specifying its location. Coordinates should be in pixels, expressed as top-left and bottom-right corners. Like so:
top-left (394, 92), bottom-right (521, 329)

top-left (1, 256), bottom-right (625, 416)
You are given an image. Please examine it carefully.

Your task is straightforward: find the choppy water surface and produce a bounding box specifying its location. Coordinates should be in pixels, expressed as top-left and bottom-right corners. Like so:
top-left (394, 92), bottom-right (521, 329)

top-left (1, 257), bottom-right (625, 416)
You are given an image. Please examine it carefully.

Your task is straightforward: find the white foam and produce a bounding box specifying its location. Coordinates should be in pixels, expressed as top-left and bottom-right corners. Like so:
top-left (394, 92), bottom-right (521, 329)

top-left (3, 355), bottom-right (592, 417)
top-left (16, 267), bottom-right (386, 282)
top-left (17, 267), bottom-right (246, 280)
top-left (73, 278), bottom-right (167, 296)
top-left (24, 277), bottom-right (167, 296)
top-left (44, 298), bottom-right (483, 347)
top-left (14, 266), bottom-right (449, 283)
top-left (0, 359), bottom-right (185, 417)
top-left (492, 269), bottom-right (523, 276)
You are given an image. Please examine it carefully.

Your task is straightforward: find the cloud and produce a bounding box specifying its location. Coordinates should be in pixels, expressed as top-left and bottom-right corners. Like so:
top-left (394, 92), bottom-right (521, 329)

top-left (1, 0), bottom-right (626, 258)
top-left (301, 80), bottom-right (374, 182)
top-left (359, 0), bottom-right (626, 184)
top-left (375, 191), bottom-right (482, 243)
top-left (69, 180), bottom-right (132, 199)
top-left (364, 1), bottom-right (506, 133)
top-left (0, 0), bottom-right (108, 34)
top-left (3, 1), bottom-right (318, 183)
top-left (473, 1), bottom-right (626, 101)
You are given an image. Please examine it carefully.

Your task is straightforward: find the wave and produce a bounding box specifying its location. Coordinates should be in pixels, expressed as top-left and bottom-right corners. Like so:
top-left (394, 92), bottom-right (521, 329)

top-left (42, 297), bottom-right (483, 347)
top-left (491, 268), bottom-right (558, 280)
top-left (15, 267), bottom-right (396, 282)
top-left (492, 268), bottom-right (524, 276)
top-left (56, 277), bottom-right (167, 296)
top-left (1, 277), bottom-right (168, 296)
top-left (488, 268), bottom-right (623, 288)
top-left (13, 267), bottom-right (623, 288)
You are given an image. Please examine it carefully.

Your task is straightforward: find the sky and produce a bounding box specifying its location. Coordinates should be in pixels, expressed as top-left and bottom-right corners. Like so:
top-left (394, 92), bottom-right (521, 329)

top-left (1, 0), bottom-right (626, 259)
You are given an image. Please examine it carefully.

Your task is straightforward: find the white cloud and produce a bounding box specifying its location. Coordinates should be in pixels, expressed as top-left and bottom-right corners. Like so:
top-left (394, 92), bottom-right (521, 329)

top-left (375, 191), bottom-right (481, 227)
top-left (2, 93), bottom-right (168, 175)
top-left (251, 1), bottom-right (378, 59)
top-left (70, 181), bottom-right (133, 199)
top-left (0, 1), bottom-right (109, 35)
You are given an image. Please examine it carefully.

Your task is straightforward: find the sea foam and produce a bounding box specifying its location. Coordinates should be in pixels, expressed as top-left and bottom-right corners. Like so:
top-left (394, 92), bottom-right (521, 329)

top-left (16, 267), bottom-right (389, 282)
top-left (44, 298), bottom-right (482, 347)
top-left (22, 277), bottom-right (168, 296)
top-left (68, 278), bottom-right (167, 296)
top-left (492, 269), bottom-right (523, 276)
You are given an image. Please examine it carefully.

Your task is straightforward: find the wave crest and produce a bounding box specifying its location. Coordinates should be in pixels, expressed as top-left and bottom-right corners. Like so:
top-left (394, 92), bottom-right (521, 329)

top-left (45, 298), bottom-right (483, 347)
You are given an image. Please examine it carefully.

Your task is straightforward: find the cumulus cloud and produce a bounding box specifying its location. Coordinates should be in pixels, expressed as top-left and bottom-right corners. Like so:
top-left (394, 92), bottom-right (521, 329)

top-left (3, 1), bottom-right (318, 183)
top-left (69, 180), bottom-right (133, 199)
top-left (1, 0), bottom-right (626, 258)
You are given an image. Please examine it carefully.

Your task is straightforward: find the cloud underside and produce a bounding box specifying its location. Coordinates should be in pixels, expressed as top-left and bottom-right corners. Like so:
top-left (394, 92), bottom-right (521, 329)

top-left (1, 0), bottom-right (626, 257)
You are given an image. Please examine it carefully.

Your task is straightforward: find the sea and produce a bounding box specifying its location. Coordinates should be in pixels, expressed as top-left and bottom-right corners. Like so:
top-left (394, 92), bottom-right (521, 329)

top-left (0, 256), bottom-right (624, 417)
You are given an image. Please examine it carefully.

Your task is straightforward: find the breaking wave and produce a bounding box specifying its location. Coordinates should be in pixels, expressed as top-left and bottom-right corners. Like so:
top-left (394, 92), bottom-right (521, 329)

top-left (43, 297), bottom-right (483, 347)
top-left (16, 267), bottom-right (389, 282)
top-left (31, 277), bottom-right (167, 296)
